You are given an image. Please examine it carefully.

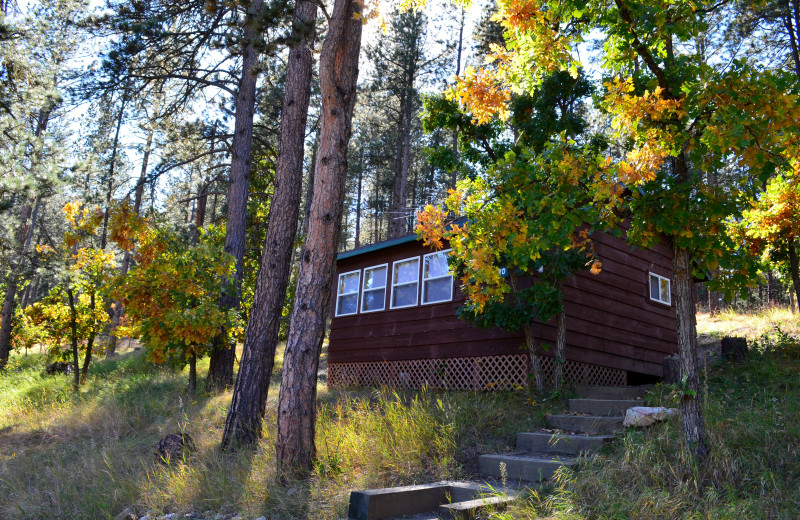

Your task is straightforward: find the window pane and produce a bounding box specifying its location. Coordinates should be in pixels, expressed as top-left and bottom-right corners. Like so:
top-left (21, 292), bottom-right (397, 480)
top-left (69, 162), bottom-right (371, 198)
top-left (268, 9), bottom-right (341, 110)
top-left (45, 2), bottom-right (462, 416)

top-left (337, 294), bottom-right (358, 315)
top-left (423, 277), bottom-right (451, 304)
top-left (392, 283), bottom-right (417, 307)
top-left (363, 288), bottom-right (385, 311)
top-left (394, 259), bottom-right (419, 285)
top-left (364, 266), bottom-right (387, 290)
top-left (339, 272), bottom-right (359, 295)
top-left (650, 275), bottom-right (660, 301)
top-left (424, 252), bottom-right (449, 279)
top-left (660, 278), bottom-right (670, 303)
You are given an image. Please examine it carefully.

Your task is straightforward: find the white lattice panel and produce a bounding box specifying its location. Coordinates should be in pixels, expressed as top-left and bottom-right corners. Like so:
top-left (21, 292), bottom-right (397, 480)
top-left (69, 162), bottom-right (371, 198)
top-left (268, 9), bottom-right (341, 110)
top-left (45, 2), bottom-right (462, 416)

top-left (328, 354), bottom-right (625, 391)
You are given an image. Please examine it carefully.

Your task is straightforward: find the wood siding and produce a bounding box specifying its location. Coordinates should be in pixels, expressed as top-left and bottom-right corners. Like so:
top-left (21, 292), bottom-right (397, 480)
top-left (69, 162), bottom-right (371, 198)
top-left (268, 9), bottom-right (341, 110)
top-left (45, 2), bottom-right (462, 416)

top-left (328, 230), bottom-right (678, 377)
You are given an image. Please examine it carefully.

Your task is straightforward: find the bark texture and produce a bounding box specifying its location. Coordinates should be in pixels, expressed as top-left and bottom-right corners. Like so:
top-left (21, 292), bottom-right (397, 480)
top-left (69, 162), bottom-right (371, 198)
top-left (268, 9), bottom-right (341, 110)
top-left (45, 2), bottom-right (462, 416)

top-left (275, 0), bottom-right (362, 476)
top-left (221, 0), bottom-right (318, 449)
top-left (673, 244), bottom-right (708, 461)
top-left (552, 290), bottom-right (567, 392)
top-left (788, 237), bottom-right (800, 313)
top-left (207, 0), bottom-right (265, 389)
top-left (522, 322), bottom-right (544, 393)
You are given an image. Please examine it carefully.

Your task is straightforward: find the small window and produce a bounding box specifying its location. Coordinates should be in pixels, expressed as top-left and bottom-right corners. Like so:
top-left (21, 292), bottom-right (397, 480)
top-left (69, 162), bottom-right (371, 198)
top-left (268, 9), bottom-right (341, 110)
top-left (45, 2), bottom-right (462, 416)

top-left (391, 257), bottom-right (420, 309)
top-left (361, 264), bottom-right (388, 313)
top-left (422, 250), bottom-right (453, 305)
top-left (336, 270), bottom-right (360, 316)
top-left (649, 272), bottom-right (671, 305)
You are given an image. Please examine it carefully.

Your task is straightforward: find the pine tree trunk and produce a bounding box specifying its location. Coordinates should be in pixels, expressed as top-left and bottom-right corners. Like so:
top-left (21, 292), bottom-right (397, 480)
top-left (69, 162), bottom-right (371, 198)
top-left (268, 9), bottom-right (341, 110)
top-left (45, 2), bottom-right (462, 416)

top-left (788, 237), bottom-right (800, 313)
top-left (207, 0), bottom-right (266, 390)
top-left (188, 350), bottom-right (197, 399)
top-left (221, 0), bottom-right (318, 449)
top-left (673, 244), bottom-right (708, 462)
top-left (67, 288), bottom-right (80, 392)
top-left (275, 0), bottom-right (362, 477)
top-left (0, 199), bottom-right (41, 369)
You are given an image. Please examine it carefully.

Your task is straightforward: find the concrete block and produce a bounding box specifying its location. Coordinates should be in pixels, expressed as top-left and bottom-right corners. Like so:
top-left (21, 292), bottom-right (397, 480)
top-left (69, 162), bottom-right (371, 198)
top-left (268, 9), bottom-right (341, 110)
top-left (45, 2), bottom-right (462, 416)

top-left (575, 385), bottom-right (649, 400)
top-left (516, 431), bottom-right (614, 455)
top-left (568, 398), bottom-right (642, 416)
top-left (546, 414), bottom-right (624, 435)
top-left (478, 452), bottom-right (574, 482)
top-left (438, 495), bottom-right (518, 520)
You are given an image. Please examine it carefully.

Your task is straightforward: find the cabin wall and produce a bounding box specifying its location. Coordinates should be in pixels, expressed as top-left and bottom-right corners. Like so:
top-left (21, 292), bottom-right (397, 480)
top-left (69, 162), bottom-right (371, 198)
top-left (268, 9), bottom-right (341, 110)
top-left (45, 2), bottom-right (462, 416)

top-left (327, 230), bottom-right (678, 390)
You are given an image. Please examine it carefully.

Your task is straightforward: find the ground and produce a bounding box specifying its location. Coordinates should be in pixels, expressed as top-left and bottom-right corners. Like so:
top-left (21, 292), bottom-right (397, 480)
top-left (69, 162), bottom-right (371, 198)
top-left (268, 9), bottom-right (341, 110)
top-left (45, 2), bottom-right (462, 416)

top-left (0, 308), bottom-right (798, 519)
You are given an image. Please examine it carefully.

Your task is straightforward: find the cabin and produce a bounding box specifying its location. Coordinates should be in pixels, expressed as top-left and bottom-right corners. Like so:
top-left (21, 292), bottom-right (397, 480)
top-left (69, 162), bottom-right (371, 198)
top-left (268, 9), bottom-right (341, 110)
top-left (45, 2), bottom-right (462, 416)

top-left (327, 228), bottom-right (678, 391)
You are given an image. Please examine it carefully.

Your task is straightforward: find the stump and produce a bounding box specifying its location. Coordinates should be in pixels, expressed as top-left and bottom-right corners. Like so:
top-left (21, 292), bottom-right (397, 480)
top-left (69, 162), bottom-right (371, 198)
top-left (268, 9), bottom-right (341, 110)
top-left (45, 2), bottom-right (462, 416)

top-left (154, 433), bottom-right (195, 464)
top-left (662, 354), bottom-right (680, 384)
top-left (721, 336), bottom-right (747, 362)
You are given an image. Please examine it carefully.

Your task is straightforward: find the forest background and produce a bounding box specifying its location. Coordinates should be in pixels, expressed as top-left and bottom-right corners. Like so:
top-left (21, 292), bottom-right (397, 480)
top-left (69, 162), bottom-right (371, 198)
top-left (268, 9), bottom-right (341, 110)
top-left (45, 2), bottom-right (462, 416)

top-left (2, 0), bottom-right (800, 515)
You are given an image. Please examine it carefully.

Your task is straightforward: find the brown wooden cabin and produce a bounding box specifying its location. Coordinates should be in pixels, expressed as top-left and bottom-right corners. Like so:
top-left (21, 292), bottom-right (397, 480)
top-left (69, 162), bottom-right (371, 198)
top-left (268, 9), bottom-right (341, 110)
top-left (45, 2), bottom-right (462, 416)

top-left (327, 229), bottom-right (679, 391)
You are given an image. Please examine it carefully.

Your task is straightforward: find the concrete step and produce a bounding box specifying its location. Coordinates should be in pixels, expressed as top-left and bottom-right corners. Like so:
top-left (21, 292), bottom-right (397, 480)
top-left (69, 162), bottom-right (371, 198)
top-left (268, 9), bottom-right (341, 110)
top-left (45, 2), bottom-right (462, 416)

top-left (478, 452), bottom-right (575, 482)
top-left (575, 385), bottom-right (650, 400)
top-left (438, 494), bottom-right (518, 520)
top-left (516, 431), bottom-right (614, 455)
top-left (569, 398), bottom-right (642, 416)
top-left (546, 414), bottom-right (624, 435)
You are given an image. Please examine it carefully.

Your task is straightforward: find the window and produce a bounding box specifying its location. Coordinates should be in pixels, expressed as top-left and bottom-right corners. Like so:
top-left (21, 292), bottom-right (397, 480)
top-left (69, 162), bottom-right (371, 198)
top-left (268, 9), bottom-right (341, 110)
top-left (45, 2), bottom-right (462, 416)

top-left (391, 257), bottom-right (420, 309)
top-left (649, 272), bottom-right (671, 305)
top-left (335, 270), bottom-right (360, 316)
top-left (422, 250), bottom-right (453, 305)
top-left (361, 264), bottom-right (388, 313)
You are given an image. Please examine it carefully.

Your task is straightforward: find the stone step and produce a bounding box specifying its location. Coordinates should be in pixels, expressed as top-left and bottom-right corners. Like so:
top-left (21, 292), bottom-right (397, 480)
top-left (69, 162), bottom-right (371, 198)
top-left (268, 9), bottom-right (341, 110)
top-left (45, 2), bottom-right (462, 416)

top-left (569, 398), bottom-right (643, 416)
top-left (575, 384), bottom-right (650, 400)
top-left (478, 452), bottom-right (575, 482)
top-left (438, 494), bottom-right (518, 520)
top-left (516, 431), bottom-right (614, 455)
top-left (546, 414), bottom-right (624, 435)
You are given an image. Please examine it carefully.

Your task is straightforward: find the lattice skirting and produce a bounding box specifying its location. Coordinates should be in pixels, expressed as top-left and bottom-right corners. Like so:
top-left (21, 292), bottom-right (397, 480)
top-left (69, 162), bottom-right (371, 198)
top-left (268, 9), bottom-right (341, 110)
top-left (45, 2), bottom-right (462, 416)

top-left (328, 354), bottom-right (626, 391)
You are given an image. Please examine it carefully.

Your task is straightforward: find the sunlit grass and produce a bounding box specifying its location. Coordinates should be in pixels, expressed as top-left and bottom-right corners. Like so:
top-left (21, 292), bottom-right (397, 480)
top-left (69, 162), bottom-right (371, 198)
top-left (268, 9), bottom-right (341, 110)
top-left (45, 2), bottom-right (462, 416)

top-left (0, 345), bottom-right (551, 519)
top-left (697, 306), bottom-right (800, 339)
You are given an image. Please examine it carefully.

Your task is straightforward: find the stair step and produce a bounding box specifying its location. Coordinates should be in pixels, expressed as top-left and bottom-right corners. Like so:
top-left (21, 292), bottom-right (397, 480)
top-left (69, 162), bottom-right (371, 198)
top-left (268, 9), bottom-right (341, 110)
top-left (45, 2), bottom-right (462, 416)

top-left (575, 385), bottom-right (650, 400)
top-left (438, 494), bottom-right (518, 520)
top-left (516, 431), bottom-right (614, 455)
top-left (478, 452), bottom-right (575, 482)
top-left (546, 414), bottom-right (624, 435)
top-left (569, 398), bottom-right (643, 416)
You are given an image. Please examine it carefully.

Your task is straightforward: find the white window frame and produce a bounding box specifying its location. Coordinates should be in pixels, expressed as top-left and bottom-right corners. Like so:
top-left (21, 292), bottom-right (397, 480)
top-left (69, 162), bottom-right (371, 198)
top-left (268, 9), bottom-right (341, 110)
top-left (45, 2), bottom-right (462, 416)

top-left (649, 272), bottom-right (671, 305)
top-left (421, 249), bottom-right (453, 305)
top-left (335, 269), bottom-right (361, 317)
top-left (390, 256), bottom-right (420, 309)
top-left (360, 263), bottom-right (388, 313)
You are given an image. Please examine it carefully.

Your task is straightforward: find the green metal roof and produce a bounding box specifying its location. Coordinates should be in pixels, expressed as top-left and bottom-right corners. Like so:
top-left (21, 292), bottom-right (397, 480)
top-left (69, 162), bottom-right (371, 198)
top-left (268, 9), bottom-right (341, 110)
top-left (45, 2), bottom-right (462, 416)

top-left (336, 233), bottom-right (420, 261)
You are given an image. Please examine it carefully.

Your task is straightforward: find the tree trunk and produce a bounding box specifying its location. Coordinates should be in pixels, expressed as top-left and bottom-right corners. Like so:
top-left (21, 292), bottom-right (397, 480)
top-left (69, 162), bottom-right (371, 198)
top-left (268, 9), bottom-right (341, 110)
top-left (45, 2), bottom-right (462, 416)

top-left (388, 80), bottom-right (414, 238)
top-left (354, 150), bottom-right (362, 248)
top-left (673, 244), bottom-right (708, 462)
top-left (0, 199), bottom-right (41, 368)
top-left (207, 0), bottom-right (266, 390)
top-left (552, 286), bottom-right (567, 392)
top-left (67, 288), bottom-right (80, 392)
top-left (80, 291), bottom-right (97, 384)
top-left (522, 322), bottom-right (544, 393)
top-left (220, 0), bottom-right (318, 449)
top-left (450, 8), bottom-right (464, 190)
top-left (275, 0), bottom-right (362, 477)
top-left (188, 350), bottom-right (197, 398)
top-left (108, 125), bottom-right (153, 356)
top-left (788, 237), bottom-right (800, 313)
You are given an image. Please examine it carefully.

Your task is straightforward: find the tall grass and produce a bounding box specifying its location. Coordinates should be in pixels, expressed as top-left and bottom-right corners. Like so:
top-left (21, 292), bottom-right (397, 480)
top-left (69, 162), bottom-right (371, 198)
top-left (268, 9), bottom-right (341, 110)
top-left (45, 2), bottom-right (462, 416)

top-left (497, 310), bottom-right (800, 520)
top-left (0, 349), bottom-right (551, 519)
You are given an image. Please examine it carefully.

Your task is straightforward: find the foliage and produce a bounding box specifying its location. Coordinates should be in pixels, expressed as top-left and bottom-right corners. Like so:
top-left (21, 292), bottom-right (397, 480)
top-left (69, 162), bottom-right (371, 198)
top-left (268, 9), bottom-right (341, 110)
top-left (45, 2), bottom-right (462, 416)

top-left (115, 215), bottom-right (240, 369)
top-left (30, 202), bottom-right (115, 376)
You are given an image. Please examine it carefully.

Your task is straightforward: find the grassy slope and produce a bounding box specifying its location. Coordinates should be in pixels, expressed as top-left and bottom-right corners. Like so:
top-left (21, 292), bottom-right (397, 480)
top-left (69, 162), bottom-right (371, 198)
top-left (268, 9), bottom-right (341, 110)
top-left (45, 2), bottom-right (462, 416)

top-left (495, 309), bottom-right (800, 520)
top-left (0, 344), bottom-right (557, 519)
top-left (1, 308), bottom-right (797, 519)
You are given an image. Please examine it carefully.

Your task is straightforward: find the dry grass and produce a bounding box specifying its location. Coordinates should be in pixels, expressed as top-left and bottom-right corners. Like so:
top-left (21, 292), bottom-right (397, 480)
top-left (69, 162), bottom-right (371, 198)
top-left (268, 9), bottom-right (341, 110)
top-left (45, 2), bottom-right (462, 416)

top-left (697, 306), bottom-right (800, 340)
top-left (0, 346), bottom-right (552, 519)
top-left (494, 307), bottom-right (800, 520)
